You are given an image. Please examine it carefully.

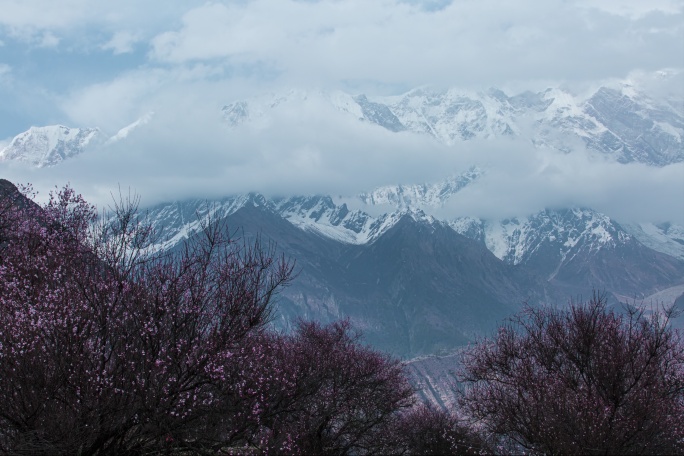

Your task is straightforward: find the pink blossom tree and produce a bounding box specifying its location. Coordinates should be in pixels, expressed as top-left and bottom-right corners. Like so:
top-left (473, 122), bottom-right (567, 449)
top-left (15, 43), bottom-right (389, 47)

top-left (388, 404), bottom-right (490, 455)
top-left (0, 181), bottom-right (295, 454)
top-left (258, 320), bottom-right (415, 454)
top-left (459, 293), bottom-right (684, 455)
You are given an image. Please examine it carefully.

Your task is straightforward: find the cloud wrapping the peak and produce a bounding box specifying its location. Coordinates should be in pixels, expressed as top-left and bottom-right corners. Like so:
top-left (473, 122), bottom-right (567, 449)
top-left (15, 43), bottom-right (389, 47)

top-left (2, 100), bottom-right (683, 225)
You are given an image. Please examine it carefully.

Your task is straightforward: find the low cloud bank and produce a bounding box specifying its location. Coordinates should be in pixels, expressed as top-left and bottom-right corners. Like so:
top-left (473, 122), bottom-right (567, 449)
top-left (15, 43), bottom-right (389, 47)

top-left (1, 101), bottom-right (682, 225)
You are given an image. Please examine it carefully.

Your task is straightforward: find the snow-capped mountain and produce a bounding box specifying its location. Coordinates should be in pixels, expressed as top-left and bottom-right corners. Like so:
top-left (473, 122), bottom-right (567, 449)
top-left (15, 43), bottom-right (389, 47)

top-left (0, 126), bottom-right (102, 167)
top-left (221, 89), bottom-right (365, 128)
top-left (2, 121), bottom-right (681, 300)
top-left (137, 186), bottom-right (683, 301)
top-left (273, 195), bottom-right (416, 245)
top-left (448, 208), bottom-right (684, 298)
top-left (2, 74), bottom-right (682, 316)
top-left (142, 191), bottom-right (441, 249)
top-left (151, 199), bottom-right (558, 358)
top-left (3, 73), bottom-right (681, 170)
top-left (3, 72), bottom-right (681, 169)
top-left (4, 173), bottom-right (683, 357)
top-left (0, 114), bottom-right (154, 168)
top-left (451, 208), bottom-right (632, 267)
top-left (358, 167), bottom-right (483, 209)
top-left (131, 189), bottom-right (683, 356)
top-left (222, 73), bottom-right (683, 166)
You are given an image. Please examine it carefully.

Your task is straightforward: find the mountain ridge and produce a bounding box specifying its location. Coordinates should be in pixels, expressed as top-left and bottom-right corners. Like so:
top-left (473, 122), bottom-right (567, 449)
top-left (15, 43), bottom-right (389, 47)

top-left (220, 75), bottom-right (683, 166)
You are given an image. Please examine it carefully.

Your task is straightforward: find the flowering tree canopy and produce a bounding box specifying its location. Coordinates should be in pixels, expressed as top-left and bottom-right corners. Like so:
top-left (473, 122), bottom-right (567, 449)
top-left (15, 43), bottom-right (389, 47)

top-left (0, 181), bottom-right (297, 454)
top-left (459, 293), bottom-right (684, 455)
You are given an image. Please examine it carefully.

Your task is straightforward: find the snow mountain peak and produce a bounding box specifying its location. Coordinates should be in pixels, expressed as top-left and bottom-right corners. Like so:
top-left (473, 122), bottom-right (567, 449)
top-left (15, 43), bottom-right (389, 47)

top-left (0, 125), bottom-right (102, 167)
top-left (219, 78), bottom-right (683, 165)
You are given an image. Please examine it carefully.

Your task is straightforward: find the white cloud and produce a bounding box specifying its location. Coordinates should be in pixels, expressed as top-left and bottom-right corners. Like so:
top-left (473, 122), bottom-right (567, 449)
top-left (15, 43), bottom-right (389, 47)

top-left (61, 70), bottom-right (167, 132)
top-left (437, 145), bottom-right (684, 224)
top-left (147, 0), bottom-right (683, 89)
top-left (575, 0), bottom-right (684, 19)
top-left (2, 0), bottom-right (682, 133)
top-left (0, 0), bottom-right (92, 32)
top-left (0, 0), bottom-right (188, 50)
top-left (102, 30), bottom-right (140, 55)
top-left (59, 62), bottom-right (278, 134)
top-left (38, 32), bottom-right (59, 48)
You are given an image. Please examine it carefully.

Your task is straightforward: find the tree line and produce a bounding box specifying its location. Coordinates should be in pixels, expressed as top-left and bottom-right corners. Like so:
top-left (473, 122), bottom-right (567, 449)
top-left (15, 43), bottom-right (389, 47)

top-left (0, 180), bottom-right (682, 455)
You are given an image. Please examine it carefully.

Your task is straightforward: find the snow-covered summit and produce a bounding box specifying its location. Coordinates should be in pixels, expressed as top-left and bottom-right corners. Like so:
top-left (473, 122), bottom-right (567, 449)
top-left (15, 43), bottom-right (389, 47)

top-left (220, 74), bottom-right (683, 166)
top-left (0, 125), bottom-right (102, 167)
top-left (221, 89), bottom-right (362, 127)
top-left (461, 208), bottom-right (633, 266)
top-left (359, 167), bottom-right (483, 209)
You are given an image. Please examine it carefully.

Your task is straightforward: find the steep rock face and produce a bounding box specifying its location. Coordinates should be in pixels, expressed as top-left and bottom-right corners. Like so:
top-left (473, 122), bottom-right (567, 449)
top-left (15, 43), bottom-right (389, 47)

top-left (479, 209), bottom-right (631, 267)
top-left (354, 95), bottom-right (406, 132)
top-left (142, 193), bottom-right (275, 250)
top-left (373, 82), bottom-right (682, 165)
top-left (378, 88), bottom-right (518, 142)
top-left (222, 101), bottom-right (251, 127)
top-left (0, 126), bottom-right (102, 167)
top-left (143, 193), bottom-right (409, 247)
top-left (273, 195), bottom-right (400, 244)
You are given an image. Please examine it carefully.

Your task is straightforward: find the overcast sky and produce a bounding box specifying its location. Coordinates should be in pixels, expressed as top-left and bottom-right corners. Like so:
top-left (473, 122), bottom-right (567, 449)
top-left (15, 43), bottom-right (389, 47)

top-left (0, 0), bottom-right (683, 222)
